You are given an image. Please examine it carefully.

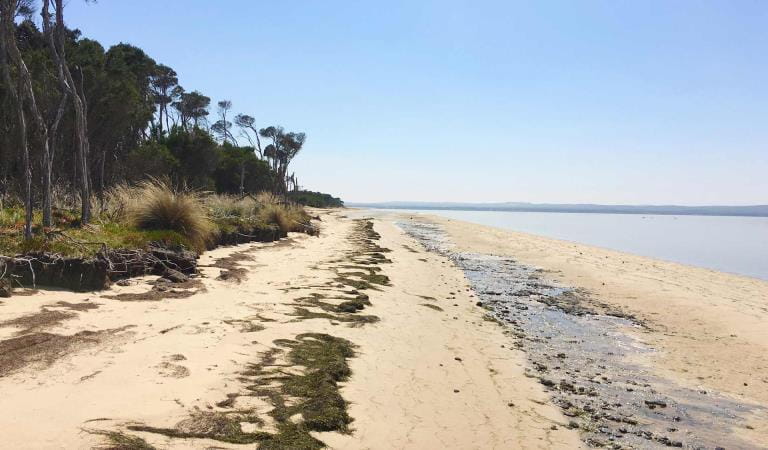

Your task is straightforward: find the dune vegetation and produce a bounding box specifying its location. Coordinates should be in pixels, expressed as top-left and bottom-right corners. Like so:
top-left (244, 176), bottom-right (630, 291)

top-left (0, 2), bottom-right (336, 266)
top-left (0, 180), bottom-right (314, 259)
top-left (0, 0), bottom-right (341, 264)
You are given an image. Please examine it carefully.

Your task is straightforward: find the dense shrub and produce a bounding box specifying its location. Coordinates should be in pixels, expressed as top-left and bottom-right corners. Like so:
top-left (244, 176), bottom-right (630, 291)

top-left (288, 190), bottom-right (344, 208)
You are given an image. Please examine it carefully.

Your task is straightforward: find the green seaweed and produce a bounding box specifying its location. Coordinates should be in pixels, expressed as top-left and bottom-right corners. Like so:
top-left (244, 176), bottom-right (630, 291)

top-left (87, 429), bottom-right (156, 450)
top-left (128, 411), bottom-right (270, 444)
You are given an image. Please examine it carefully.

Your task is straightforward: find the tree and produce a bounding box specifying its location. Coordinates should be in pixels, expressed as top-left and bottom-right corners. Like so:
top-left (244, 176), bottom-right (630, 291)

top-left (234, 113), bottom-right (263, 159)
top-left (1, 0), bottom-right (39, 237)
top-left (214, 143), bottom-right (271, 195)
top-left (173, 90), bottom-right (210, 129)
top-left (150, 64), bottom-right (177, 136)
top-left (125, 141), bottom-right (178, 182)
top-left (163, 127), bottom-right (219, 189)
top-left (86, 42), bottom-right (156, 203)
top-left (258, 125), bottom-right (306, 195)
top-left (0, 6), bottom-right (320, 229)
top-left (212, 99), bottom-right (234, 143)
top-left (42, 0), bottom-right (93, 223)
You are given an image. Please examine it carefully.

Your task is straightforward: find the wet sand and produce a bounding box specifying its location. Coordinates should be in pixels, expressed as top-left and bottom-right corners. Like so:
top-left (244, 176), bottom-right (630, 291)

top-left (395, 216), bottom-right (767, 448)
top-left (426, 214), bottom-right (768, 405)
top-left (397, 212), bottom-right (768, 448)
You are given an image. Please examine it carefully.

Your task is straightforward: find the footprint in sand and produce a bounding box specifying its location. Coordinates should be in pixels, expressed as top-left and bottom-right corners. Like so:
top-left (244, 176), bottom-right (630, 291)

top-left (156, 354), bottom-right (190, 378)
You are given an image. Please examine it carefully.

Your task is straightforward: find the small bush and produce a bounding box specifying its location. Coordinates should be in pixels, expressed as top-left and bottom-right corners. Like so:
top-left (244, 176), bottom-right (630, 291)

top-left (127, 179), bottom-right (213, 251)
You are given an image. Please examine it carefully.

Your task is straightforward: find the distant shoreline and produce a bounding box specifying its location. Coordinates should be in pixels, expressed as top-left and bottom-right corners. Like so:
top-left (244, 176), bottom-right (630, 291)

top-left (348, 203), bottom-right (768, 217)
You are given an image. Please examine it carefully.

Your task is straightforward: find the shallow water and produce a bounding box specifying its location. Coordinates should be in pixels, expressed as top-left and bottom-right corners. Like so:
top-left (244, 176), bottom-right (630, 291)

top-left (392, 209), bottom-right (768, 281)
top-left (398, 218), bottom-right (764, 449)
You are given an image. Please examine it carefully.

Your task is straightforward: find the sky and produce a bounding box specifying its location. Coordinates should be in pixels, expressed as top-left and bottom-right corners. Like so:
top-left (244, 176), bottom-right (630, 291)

top-left (63, 0), bottom-right (768, 205)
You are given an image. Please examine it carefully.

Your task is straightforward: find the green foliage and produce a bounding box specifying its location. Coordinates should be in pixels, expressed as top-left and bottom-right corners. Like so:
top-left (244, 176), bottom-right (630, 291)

top-left (1, 17), bottom-right (330, 243)
top-left (125, 142), bottom-right (179, 181)
top-left (289, 190), bottom-right (344, 208)
top-left (162, 128), bottom-right (219, 190)
top-left (0, 220), bottom-right (191, 258)
top-left (0, 187), bottom-right (316, 258)
top-left (213, 143), bottom-right (272, 194)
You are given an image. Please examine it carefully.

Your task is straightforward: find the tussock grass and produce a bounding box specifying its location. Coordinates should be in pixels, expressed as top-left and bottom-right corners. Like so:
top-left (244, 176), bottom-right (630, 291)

top-left (126, 180), bottom-right (214, 251)
top-left (258, 204), bottom-right (293, 234)
top-left (205, 195), bottom-right (259, 220)
top-left (203, 193), bottom-right (313, 236)
top-left (0, 184), bottom-right (315, 258)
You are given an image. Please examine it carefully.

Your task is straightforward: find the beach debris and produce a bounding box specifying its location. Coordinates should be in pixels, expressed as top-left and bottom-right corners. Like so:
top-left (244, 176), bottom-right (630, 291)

top-left (163, 268), bottom-right (189, 283)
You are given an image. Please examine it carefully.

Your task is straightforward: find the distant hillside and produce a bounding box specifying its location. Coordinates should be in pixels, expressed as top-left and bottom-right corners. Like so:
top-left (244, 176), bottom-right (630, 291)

top-left (347, 201), bottom-right (768, 217)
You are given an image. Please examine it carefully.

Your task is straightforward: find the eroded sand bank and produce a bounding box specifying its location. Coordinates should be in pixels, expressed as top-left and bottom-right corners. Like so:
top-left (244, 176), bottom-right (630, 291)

top-left (0, 210), bottom-right (580, 449)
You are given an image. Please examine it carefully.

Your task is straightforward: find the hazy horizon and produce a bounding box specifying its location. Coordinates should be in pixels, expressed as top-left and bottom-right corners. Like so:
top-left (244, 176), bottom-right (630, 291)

top-left (349, 200), bottom-right (768, 207)
top-left (66, 1), bottom-right (768, 205)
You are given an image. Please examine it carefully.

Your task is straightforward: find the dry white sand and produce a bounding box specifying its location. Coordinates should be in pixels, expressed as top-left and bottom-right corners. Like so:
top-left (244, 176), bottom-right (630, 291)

top-left (0, 210), bottom-right (581, 449)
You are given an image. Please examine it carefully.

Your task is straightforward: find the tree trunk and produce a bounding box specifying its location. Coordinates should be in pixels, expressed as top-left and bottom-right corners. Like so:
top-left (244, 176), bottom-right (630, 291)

top-left (44, 0), bottom-right (91, 224)
top-left (164, 103), bottom-right (171, 134)
top-left (43, 93), bottom-right (67, 227)
top-left (98, 146), bottom-right (106, 212)
top-left (18, 88), bottom-right (32, 239)
top-left (239, 163), bottom-right (245, 195)
top-left (0, 64), bottom-right (32, 241)
top-left (1, 2), bottom-right (43, 239)
top-left (157, 104), bottom-right (163, 137)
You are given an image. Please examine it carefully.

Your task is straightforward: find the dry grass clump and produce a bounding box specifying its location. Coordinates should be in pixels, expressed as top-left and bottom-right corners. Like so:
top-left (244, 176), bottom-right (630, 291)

top-left (97, 183), bottom-right (138, 222)
top-left (254, 191), bottom-right (281, 205)
top-left (121, 179), bottom-right (213, 251)
top-left (205, 195), bottom-right (259, 221)
top-left (258, 203), bottom-right (310, 234)
top-left (206, 192), bottom-right (312, 235)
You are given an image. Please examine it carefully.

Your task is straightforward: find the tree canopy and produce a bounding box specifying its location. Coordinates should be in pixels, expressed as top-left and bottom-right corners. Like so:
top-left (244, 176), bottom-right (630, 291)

top-left (0, 1), bottom-right (336, 238)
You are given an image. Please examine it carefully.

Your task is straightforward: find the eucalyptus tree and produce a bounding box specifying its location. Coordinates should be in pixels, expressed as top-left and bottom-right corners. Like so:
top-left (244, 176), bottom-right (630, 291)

top-left (168, 85), bottom-right (184, 128)
top-left (150, 64), bottom-right (178, 136)
top-left (0, 0), bottom-right (41, 236)
top-left (259, 125), bottom-right (306, 195)
top-left (234, 113), bottom-right (263, 159)
top-left (212, 99), bottom-right (235, 143)
top-left (42, 0), bottom-right (93, 223)
top-left (89, 43), bottom-right (156, 201)
top-left (173, 90), bottom-right (210, 129)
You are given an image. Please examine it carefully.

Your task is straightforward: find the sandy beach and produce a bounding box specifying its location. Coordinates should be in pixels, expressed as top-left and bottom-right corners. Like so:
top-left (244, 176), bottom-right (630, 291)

top-left (0, 210), bottom-right (580, 449)
top-left (431, 214), bottom-right (768, 406)
top-left (1, 209), bottom-right (765, 448)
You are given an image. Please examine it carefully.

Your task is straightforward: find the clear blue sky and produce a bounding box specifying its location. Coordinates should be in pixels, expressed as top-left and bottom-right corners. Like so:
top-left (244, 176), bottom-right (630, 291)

top-left (65, 0), bottom-right (767, 205)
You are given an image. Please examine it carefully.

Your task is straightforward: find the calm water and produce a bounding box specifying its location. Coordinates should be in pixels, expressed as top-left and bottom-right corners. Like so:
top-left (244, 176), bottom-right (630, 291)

top-left (396, 209), bottom-right (768, 281)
